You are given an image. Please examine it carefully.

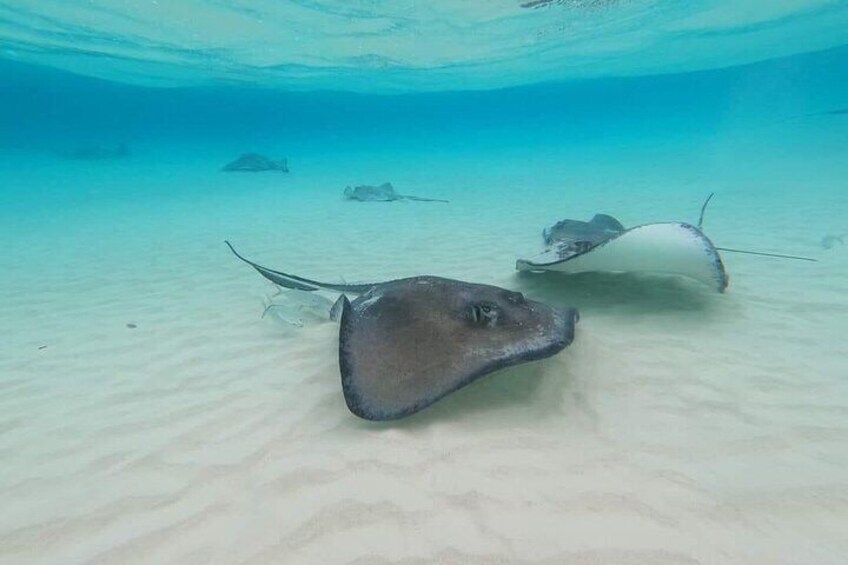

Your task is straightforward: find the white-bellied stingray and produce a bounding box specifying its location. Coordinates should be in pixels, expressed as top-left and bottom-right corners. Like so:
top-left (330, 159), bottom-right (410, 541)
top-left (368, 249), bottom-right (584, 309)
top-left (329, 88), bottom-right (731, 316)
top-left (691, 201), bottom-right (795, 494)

top-left (517, 194), bottom-right (815, 292)
top-left (520, 216), bottom-right (731, 291)
top-left (344, 182), bottom-right (448, 203)
top-left (226, 241), bottom-right (578, 421)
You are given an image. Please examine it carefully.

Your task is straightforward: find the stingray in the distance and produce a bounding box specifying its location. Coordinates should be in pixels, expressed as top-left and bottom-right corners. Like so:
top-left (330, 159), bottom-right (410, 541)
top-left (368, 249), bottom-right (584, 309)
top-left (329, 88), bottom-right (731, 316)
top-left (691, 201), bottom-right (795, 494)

top-left (344, 182), bottom-right (448, 203)
top-left (222, 153), bottom-right (288, 172)
top-left (226, 241), bottom-right (577, 421)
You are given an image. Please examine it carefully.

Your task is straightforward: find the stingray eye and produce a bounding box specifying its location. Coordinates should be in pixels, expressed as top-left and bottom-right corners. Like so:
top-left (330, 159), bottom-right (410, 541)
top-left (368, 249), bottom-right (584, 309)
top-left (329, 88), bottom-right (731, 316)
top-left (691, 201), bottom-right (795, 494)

top-left (470, 303), bottom-right (499, 327)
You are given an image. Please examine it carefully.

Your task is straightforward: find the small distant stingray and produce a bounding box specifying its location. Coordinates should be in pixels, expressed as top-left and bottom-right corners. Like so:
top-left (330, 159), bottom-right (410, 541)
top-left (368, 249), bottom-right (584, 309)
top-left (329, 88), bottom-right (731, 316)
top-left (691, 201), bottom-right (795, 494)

top-left (225, 241), bottom-right (577, 421)
top-left (821, 233), bottom-right (846, 249)
top-left (222, 153), bottom-right (288, 172)
top-left (58, 143), bottom-right (130, 160)
top-left (344, 182), bottom-right (448, 203)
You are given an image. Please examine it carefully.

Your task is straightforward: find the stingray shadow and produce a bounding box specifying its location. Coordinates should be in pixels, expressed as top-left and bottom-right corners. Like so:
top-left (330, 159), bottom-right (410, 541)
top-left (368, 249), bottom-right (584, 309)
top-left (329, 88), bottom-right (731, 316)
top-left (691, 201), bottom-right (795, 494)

top-left (512, 270), bottom-right (725, 317)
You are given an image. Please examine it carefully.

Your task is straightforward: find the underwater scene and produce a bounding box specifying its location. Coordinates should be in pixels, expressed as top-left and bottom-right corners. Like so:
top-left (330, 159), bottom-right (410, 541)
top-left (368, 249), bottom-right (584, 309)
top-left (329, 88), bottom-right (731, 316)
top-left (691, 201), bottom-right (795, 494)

top-left (1, 1), bottom-right (847, 563)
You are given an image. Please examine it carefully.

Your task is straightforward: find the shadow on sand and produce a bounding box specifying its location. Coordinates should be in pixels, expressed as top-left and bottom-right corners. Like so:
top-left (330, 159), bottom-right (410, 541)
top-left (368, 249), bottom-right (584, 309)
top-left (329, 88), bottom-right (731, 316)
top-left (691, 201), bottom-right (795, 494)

top-left (512, 270), bottom-right (727, 317)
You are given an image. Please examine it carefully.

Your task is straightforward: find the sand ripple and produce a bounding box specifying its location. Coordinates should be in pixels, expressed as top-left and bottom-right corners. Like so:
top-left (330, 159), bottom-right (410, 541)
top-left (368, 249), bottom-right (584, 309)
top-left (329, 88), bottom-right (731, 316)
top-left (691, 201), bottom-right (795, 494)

top-left (1, 140), bottom-right (847, 564)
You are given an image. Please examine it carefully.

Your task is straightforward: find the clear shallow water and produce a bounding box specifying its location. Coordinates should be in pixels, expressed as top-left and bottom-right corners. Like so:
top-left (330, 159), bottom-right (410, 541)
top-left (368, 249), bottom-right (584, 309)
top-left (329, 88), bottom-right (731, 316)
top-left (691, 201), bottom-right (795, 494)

top-left (1, 4), bottom-right (848, 565)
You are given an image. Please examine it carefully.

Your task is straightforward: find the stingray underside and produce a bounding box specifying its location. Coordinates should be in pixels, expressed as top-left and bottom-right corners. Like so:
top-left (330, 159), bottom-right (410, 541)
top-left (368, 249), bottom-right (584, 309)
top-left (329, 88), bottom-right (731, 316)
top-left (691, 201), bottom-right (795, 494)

top-left (338, 277), bottom-right (578, 421)
top-left (518, 222), bottom-right (729, 292)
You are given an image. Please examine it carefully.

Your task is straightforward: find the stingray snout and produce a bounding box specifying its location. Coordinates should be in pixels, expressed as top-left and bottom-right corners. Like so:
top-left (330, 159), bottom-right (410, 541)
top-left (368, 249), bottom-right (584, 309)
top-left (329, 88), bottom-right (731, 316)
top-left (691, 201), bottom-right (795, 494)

top-left (553, 306), bottom-right (580, 350)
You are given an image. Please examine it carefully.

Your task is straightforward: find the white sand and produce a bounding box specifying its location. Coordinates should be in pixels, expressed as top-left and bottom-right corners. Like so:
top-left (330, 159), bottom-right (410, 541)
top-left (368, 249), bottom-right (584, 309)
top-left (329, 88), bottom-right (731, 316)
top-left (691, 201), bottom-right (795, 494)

top-left (1, 119), bottom-right (847, 564)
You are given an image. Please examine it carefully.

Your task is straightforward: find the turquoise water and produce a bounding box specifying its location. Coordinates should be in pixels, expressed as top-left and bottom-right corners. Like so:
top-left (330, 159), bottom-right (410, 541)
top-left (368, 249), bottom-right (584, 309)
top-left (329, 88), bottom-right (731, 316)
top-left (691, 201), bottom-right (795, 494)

top-left (1, 3), bottom-right (848, 564)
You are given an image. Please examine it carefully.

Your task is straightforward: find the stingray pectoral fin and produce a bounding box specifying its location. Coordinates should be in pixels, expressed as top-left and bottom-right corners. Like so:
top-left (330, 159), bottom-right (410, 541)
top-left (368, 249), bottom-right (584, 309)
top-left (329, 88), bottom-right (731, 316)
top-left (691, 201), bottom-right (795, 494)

top-left (329, 295), bottom-right (347, 321)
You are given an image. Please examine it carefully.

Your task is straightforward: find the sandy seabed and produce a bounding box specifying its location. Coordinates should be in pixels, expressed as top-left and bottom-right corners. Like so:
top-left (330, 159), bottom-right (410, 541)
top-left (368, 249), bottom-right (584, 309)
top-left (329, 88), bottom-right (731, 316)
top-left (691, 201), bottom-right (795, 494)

top-left (1, 120), bottom-right (847, 564)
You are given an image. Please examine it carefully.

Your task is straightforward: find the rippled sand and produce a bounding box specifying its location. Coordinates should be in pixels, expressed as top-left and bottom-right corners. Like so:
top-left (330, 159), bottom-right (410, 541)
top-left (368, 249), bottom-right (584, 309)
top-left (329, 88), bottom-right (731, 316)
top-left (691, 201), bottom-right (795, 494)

top-left (1, 124), bottom-right (847, 564)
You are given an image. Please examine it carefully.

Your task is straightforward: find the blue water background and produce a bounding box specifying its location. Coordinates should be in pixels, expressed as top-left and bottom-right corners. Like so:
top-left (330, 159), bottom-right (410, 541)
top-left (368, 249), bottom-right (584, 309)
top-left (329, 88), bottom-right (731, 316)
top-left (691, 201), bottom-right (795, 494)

top-left (2, 44), bottom-right (847, 158)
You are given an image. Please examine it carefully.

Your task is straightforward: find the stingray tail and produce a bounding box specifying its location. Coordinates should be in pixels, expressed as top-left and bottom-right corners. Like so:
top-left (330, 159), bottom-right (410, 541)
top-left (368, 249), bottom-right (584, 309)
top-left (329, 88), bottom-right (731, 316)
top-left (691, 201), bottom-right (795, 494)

top-left (714, 247), bottom-right (817, 262)
top-left (226, 241), bottom-right (323, 291)
top-left (225, 241), bottom-right (375, 292)
top-left (694, 194), bottom-right (816, 262)
top-left (697, 192), bottom-right (715, 229)
top-left (401, 195), bottom-right (450, 203)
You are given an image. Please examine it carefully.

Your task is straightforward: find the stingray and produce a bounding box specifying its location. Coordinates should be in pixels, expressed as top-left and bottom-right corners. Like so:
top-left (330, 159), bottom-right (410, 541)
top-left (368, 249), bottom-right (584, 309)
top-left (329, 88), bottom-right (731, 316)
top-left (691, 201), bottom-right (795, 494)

top-left (517, 194), bottom-right (815, 292)
top-left (521, 219), bottom-right (731, 291)
top-left (222, 153), bottom-right (288, 172)
top-left (344, 182), bottom-right (448, 203)
top-left (225, 241), bottom-right (578, 421)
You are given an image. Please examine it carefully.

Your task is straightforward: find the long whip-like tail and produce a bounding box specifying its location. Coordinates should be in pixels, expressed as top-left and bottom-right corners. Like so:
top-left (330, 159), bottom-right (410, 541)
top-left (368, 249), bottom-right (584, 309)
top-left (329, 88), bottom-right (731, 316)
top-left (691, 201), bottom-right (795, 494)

top-left (714, 247), bottom-right (816, 262)
top-left (698, 192), bottom-right (714, 229)
top-left (401, 195), bottom-right (450, 203)
top-left (694, 194), bottom-right (817, 262)
top-left (225, 241), bottom-right (377, 293)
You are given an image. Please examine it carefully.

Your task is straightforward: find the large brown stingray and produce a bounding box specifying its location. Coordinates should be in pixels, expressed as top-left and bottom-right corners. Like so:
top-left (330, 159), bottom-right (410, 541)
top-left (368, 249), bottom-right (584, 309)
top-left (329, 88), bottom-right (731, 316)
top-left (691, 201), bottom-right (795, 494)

top-left (226, 242), bottom-right (579, 421)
